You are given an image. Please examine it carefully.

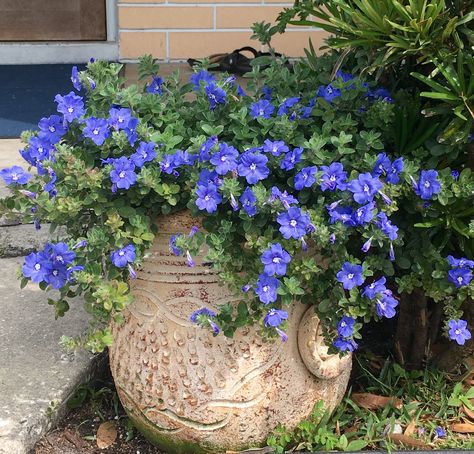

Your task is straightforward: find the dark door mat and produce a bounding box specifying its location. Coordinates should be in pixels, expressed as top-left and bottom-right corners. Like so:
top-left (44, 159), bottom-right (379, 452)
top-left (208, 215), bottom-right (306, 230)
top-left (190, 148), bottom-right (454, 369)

top-left (0, 64), bottom-right (85, 138)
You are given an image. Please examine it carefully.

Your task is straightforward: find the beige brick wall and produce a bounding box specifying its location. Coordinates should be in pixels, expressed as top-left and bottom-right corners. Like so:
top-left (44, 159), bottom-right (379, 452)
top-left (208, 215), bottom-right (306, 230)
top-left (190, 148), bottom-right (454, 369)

top-left (118, 1), bottom-right (328, 61)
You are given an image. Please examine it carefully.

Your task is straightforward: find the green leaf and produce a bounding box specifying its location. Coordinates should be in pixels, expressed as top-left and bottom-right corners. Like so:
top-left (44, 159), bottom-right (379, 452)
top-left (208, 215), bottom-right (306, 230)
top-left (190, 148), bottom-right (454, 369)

top-left (346, 439), bottom-right (369, 451)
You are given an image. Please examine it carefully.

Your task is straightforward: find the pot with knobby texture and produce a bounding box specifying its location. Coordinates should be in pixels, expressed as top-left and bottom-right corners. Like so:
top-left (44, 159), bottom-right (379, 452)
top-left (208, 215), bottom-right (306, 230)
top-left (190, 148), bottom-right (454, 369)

top-left (109, 211), bottom-right (352, 454)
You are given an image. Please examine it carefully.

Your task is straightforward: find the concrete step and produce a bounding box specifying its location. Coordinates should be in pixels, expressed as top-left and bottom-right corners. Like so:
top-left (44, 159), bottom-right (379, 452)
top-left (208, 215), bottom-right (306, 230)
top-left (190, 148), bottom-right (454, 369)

top-left (0, 256), bottom-right (102, 454)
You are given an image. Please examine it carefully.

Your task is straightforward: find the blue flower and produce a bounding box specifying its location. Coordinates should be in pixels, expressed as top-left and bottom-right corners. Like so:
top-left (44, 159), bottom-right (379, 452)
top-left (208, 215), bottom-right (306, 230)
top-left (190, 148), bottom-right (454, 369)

top-left (123, 117), bottom-right (138, 145)
top-left (174, 149), bottom-right (197, 167)
top-left (190, 307), bottom-right (219, 335)
top-left (38, 115), bottom-right (67, 144)
top-left (446, 256), bottom-right (474, 269)
top-left (109, 157), bottom-right (136, 190)
top-left (277, 207), bottom-right (310, 239)
top-left (335, 70), bottom-right (354, 83)
top-left (361, 277), bottom-right (387, 299)
top-left (373, 153), bottom-right (403, 184)
top-left (377, 212), bottom-right (399, 240)
top-left (195, 184), bottom-right (222, 213)
top-left (190, 70), bottom-right (215, 90)
top-left (387, 157), bottom-right (404, 184)
top-left (169, 234), bottom-right (182, 256)
top-left (337, 316), bottom-right (355, 337)
top-left (210, 143), bottom-right (239, 175)
top-left (204, 81), bottom-right (226, 110)
top-left (111, 244), bottom-right (136, 268)
top-left (434, 426), bottom-right (446, 439)
top-left (451, 170), bottom-right (460, 180)
top-left (448, 319), bottom-right (471, 345)
top-left (448, 268), bottom-right (473, 288)
top-left (317, 84), bottom-right (341, 103)
top-left (255, 274), bottom-right (280, 305)
top-left (352, 202), bottom-right (375, 226)
top-left (328, 206), bottom-right (356, 227)
top-left (261, 86), bottom-right (273, 100)
top-left (108, 107), bottom-right (132, 131)
top-left (336, 262), bottom-right (365, 290)
top-left (333, 337), bottom-right (358, 352)
top-left (373, 153), bottom-right (391, 177)
top-left (277, 97), bottom-right (300, 116)
top-left (269, 187), bottom-right (299, 209)
top-left (49, 242), bottom-right (76, 266)
top-left (83, 117), bottom-right (110, 145)
top-left (197, 169), bottom-right (221, 187)
top-left (146, 75), bottom-right (164, 94)
top-left (368, 88), bottom-right (393, 103)
top-left (238, 152), bottom-right (269, 184)
top-left (199, 136), bottom-right (218, 162)
top-left (160, 154), bottom-right (180, 175)
top-left (44, 265), bottom-right (69, 289)
top-left (262, 139), bottom-right (289, 156)
top-left (375, 293), bottom-right (398, 318)
top-left (347, 173), bottom-right (383, 204)
top-left (131, 141), bottom-right (156, 168)
top-left (0, 166), bottom-right (32, 185)
top-left (414, 170), bottom-right (441, 200)
top-left (27, 137), bottom-right (55, 162)
top-left (261, 243), bottom-right (291, 276)
top-left (294, 166), bottom-right (317, 190)
top-left (54, 92), bottom-right (85, 123)
top-left (22, 251), bottom-right (52, 283)
top-left (280, 147), bottom-right (303, 171)
top-left (320, 163), bottom-right (347, 191)
top-left (71, 66), bottom-right (82, 91)
top-left (249, 100), bottom-right (275, 119)
top-left (240, 187), bottom-right (257, 217)
top-left (264, 309), bottom-right (288, 327)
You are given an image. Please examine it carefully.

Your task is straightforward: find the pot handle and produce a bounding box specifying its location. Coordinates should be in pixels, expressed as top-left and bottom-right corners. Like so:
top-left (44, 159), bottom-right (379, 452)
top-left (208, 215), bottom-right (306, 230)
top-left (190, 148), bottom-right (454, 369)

top-left (297, 307), bottom-right (352, 380)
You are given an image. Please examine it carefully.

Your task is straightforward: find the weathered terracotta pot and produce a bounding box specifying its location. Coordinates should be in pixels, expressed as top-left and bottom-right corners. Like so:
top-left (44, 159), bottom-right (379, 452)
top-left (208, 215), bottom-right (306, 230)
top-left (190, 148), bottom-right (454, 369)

top-left (109, 211), bottom-right (351, 454)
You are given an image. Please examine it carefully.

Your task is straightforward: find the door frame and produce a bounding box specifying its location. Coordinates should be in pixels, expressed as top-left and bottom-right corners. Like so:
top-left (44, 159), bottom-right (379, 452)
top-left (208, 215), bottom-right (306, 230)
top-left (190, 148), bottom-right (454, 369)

top-left (0, 0), bottom-right (118, 64)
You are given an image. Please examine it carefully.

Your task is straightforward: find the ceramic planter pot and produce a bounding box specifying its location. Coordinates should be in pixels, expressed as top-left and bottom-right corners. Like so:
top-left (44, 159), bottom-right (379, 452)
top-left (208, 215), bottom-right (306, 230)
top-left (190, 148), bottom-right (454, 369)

top-left (109, 211), bottom-right (352, 454)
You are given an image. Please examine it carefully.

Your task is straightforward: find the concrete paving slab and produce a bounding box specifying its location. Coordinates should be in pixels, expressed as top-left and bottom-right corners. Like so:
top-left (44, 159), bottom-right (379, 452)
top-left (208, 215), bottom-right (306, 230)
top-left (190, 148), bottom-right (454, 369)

top-left (0, 256), bottom-right (101, 454)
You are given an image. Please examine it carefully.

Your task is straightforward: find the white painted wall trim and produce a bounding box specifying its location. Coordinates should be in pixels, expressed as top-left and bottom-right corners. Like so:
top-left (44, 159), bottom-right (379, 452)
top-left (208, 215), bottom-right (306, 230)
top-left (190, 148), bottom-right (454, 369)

top-left (0, 0), bottom-right (119, 64)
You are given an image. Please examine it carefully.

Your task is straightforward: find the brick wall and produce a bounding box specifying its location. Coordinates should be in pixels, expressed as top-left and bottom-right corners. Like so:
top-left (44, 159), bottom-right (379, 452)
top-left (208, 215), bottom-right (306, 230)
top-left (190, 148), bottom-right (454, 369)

top-left (118, 0), bottom-right (328, 61)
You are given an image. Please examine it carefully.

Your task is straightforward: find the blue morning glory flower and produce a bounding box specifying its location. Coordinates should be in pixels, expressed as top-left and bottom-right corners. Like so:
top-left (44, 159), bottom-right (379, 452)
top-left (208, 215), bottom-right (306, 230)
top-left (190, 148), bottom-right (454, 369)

top-left (195, 184), bottom-right (222, 213)
top-left (249, 100), bottom-right (275, 119)
top-left (83, 117), bottom-right (110, 146)
top-left (377, 212), bottom-right (399, 240)
top-left (294, 166), bottom-right (317, 190)
top-left (190, 307), bottom-right (216, 322)
top-left (174, 149), bottom-right (197, 167)
top-left (337, 316), bottom-right (355, 338)
top-left (317, 84), bottom-right (341, 103)
top-left (414, 170), bottom-right (441, 200)
top-left (320, 162), bottom-right (347, 191)
top-left (262, 139), bottom-right (289, 156)
top-left (333, 337), bottom-right (358, 352)
top-left (264, 309), bottom-right (288, 327)
top-left (448, 268), bottom-right (473, 288)
top-left (368, 88), bottom-right (393, 103)
top-left (55, 91), bottom-right (85, 123)
top-left (204, 81), bottom-right (226, 110)
top-left (44, 265), bottom-right (68, 289)
top-left (198, 136), bottom-right (218, 162)
top-left (434, 426), bottom-right (446, 438)
top-left (375, 293), bottom-right (398, 318)
top-left (0, 166), bottom-right (32, 185)
top-left (22, 251), bottom-right (52, 283)
top-left (347, 173), bottom-right (383, 204)
top-left (240, 187), bottom-right (257, 217)
top-left (336, 262), bottom-right (365, 290)
top-left (261, 243), bottom-right (291, 276)
top-left (108, 107), bottom-right (132, 131)
top-left (109, 157), bottom-right (137, 190)
top-left (261, 86), bottom-right (273, 100)
top-left (160, 153), bottom-right (180, 175)
top-left (49, 242), bottom-right (76, 266)
top-left (269, 187), bottom-right (299, 209)
top-left (71, 66), bottom-right (82, 91)
top-left (362, 277), bottom-right (387, 299)
top-left (352, 202), bottom-right (375, 226)
top-left (146, 75), bottom-right (164, 94)
top-left (131, 141), bottom-right (156, 168)
top-left (277, 97), bottom-right (300, 116)
top-left (280, 147), bottom-right (303, 171)
top-left (123, 117), bottom-right (138, 146)
top-left (448, 319), bottom-right (471, 345)
top-left (373, 153), bottom-right (391, 177)
top-left (43, 170), bottom-right (57, 197)
top-left (169, 234), bottom-right (182, 256)
top-left (38, 115), bottom-right (67, 144)
top-left (111, 244), bottom-right (136, 268)
top-left (361, 237), bottom-right (373, 253)
top-left (197, 169), bottom-right (221, 187)
top-left (277, 207), bottom-right (310, 239)
top-left (190, 70), bottom-right (215, 90)
top-left (255, 274), bottom-right (280, 305)
top-left (210, 143), bottom-right (239, 175)
top-left (238, 152), bottom-right (269, 184)
top-left (446, 256), bottom-right (474, 269)
top-left (387, 157), bottom-right (404, 184)
top-left (28, 137), bottom-right (55, 162)
top-left (451, 170), bottom-right (460, 180)
top-left (328, 206), bottom-right (356, 227)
